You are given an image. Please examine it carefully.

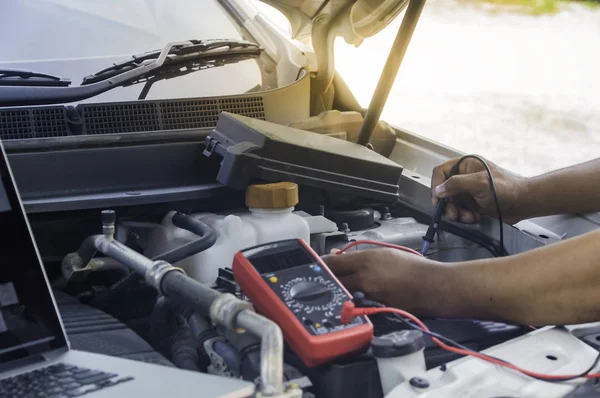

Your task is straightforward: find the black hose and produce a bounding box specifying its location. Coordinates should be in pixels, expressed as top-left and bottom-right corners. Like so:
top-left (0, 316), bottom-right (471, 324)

top-left (212, 340), bottom-right (243, 376)
top-left (149, 297), bottom-right (200, 370)
top-left (153, 213), bottom-right (217, 264)
top-left (160, 271), bottom-right (221, 315)
top-left (169, 326), bottom-right (202, 371)
top-left (149, 297), bottom-right (181, 348)
top-left (240, 344), bottom-right (262, 382)
top-left (187, 311), bottom-right (214, 340)
top-left (392, 201), bottom-right (507, 257)
top-left (150, 297), bottom-right (216, 372)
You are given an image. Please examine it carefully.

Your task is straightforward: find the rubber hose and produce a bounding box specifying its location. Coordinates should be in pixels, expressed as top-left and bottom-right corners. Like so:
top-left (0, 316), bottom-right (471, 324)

top-left (153, 213), bottom-right (217, 264)
top-left (150, 297), bottom-right (203, 371)
top-left (160, 271), bottom-right (221, 315)
top-left (169, 326), bottom-right (201, 371)
top-left (212, 340), bottom-right (242, 377)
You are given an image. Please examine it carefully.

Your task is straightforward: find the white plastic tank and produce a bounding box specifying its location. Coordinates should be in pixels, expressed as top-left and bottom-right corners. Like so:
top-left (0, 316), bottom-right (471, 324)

top-left (146, 212), bottom-right (257, 284)
top-left (146, 182), bottom-right (311, 284)
top-left (371, 330), bottom-right (427, 395)
top-left (240, 182), bottom-right (310, 244)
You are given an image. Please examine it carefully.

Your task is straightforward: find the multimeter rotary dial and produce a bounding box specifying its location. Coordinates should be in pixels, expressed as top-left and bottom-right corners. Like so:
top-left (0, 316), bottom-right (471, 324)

top-left (282, 276), bottom-right (346, 314)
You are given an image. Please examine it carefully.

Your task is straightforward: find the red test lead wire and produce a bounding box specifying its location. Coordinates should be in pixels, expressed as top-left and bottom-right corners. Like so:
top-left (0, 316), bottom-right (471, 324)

top-left (336, 240), bottom-right (424, 257)
top-left (335, 239), bottom-right (600, 380)
top-left (340, 301), bottom-right (600, 381)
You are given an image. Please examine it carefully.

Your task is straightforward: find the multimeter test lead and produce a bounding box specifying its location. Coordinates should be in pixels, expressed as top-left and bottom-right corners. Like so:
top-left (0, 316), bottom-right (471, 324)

top-left (421, 162), bottom-right (459, 255)
top-left (421, 197), bottom-right (450, 255)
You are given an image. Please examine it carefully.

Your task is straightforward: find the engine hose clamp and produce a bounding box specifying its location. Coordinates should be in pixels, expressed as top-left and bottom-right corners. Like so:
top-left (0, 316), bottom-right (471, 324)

top-left (145, 260), bottom-right (185, 293)
top-left (209, 293), bottom-right (253, 329)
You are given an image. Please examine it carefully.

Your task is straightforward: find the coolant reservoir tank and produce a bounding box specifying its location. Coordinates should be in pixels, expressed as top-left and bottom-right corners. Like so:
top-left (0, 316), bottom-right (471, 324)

top-left (372, 330), bottom-right (427, 395)
top-left (242, 182), bottom-right (310, 244)
top-left (146, 212), bottom-right (257, 284)
top-left (146, 183), bottom-right (311, 285)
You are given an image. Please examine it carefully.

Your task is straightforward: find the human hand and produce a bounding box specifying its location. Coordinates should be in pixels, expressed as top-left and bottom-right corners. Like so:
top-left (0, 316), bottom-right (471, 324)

top-left (322, 249), bottom-right (448, 316)
top-left (431, 156), bottom-right (527, 224)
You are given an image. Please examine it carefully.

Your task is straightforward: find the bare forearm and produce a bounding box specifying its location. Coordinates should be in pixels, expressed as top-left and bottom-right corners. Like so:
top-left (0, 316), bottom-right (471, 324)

top-left (434, 230), bottom-right (600, 325)
top-left (518, 158), bottom-right (600, 219)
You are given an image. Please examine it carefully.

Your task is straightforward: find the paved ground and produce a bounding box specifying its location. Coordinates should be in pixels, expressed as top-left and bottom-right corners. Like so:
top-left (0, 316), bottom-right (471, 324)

top-left (334, 0), bottom-right (600, 176)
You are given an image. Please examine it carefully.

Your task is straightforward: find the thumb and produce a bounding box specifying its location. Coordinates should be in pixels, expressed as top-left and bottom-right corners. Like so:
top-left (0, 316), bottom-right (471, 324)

top-left (434, 172), bottom-right (488, 199)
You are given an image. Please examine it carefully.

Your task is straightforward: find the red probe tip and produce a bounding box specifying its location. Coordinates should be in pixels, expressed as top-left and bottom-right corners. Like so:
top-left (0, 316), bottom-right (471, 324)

top-left (340, 301), bottom-right (357, 324)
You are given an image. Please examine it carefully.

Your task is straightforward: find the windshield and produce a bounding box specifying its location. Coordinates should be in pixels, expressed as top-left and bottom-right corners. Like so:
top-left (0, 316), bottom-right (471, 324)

top-left (0, 0), bottom-right (276, 103)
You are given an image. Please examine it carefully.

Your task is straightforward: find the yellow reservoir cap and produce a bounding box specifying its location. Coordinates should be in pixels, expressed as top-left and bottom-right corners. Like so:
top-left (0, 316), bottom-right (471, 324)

top-left (246, 182), bottom-right (299, 209)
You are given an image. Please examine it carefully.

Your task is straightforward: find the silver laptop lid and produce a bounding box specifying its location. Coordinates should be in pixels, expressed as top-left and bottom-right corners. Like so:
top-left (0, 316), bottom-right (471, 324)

top-left (0, 141), bottom-right (68, 366)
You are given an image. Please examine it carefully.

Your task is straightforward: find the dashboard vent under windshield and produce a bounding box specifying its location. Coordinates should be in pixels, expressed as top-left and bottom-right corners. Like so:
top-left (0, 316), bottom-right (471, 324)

top-left (81, 102), bottom-right (160, 135)
top-left (0, 107), bottom-right (69, 140)
top-left (0, 96), bottom-right (266, 140)
top-left (81, 96), bottom-right (266, 135)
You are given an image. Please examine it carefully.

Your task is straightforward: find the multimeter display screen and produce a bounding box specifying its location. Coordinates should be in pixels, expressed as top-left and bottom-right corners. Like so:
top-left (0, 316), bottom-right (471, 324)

top-left (247, 246), bottom-right (314, 274)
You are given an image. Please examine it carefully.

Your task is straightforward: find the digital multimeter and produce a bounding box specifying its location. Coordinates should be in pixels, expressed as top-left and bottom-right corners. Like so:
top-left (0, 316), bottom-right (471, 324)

top-left (232, 239), bottom-right (373, 367)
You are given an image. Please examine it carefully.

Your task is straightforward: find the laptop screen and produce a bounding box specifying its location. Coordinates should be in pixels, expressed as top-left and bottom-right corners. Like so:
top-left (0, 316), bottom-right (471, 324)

top-left (0, 143), bottom-right (67, 365)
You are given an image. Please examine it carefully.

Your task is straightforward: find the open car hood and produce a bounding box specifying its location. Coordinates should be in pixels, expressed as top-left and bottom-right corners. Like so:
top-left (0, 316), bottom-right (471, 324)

top-left (259, 0), bottom-right (409, 45)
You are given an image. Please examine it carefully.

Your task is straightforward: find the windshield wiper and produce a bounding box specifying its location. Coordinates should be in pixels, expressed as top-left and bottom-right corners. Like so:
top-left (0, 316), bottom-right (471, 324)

top-left (82, 39), bottom-right (260, 85)
top-left (0, 69), bottom-right (71, 87)
top-left (83, 39), bottom-right (262, 100)
top-left (0, 39), bottom-right (262, 107)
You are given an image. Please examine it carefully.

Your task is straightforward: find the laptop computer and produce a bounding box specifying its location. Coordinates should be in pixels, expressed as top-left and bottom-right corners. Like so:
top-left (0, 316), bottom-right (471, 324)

top-left (0, 142), bottom-right (254, 398)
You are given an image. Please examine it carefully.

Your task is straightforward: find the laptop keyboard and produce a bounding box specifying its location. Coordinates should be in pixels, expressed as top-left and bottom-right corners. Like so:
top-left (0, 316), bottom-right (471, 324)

top-left (0, 363), bottom-right (133, 398)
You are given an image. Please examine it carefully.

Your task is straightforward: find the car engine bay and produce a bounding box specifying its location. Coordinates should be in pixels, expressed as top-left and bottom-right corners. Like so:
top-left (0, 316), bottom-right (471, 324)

top-left (2, 1), bottom-right (600, 396)
top-left (1, 97), bottom-right (598, 398)
top-left (50, 187), bottom-right (527, 398)
top-left (4, 112), bottom-right (589, 398)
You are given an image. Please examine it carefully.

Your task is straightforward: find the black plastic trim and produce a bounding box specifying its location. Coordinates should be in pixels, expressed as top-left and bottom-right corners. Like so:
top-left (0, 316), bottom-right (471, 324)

top-left (7, 140), bottom-right (226, 213)
top-left (23, 184), bottom-right (228, 213)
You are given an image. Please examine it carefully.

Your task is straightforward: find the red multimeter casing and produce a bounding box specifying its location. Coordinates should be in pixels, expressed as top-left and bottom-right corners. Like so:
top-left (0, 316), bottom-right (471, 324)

top-left (232, 239), bottom-right (373, 367)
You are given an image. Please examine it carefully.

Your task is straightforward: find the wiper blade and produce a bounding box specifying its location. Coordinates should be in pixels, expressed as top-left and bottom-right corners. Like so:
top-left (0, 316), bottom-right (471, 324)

top-left (82, 39), bottom-right (261, 85)
top-left (0, 69), bottom-right (71, 87)
top-left (132, 51), bottom-right (263, 100)
top-left (0, 39), bottom-right (262, 107)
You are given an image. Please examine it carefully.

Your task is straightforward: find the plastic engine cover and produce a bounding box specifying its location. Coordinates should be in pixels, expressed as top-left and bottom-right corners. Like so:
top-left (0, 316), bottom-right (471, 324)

top-left (203, 112), bottom-right (404, 202)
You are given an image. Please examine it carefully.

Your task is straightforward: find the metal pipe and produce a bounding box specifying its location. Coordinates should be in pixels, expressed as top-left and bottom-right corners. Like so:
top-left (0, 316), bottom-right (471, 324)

top-left (70, 235), bottom-right (216, 306)
top-left (88, 257), bottom-right (130, 276)
top-left (235, 310), bottom-right (284, 396)
top-left (73, 235), bottom-right (101, 267)
top-left (92, 236), bottom-right (156, 276)
top-left (356, 0), bottom-right (427, 146)
top-left (209, 294), bottom-right (284, 395)
top-left (72, 212), bottom-right (216, 281)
